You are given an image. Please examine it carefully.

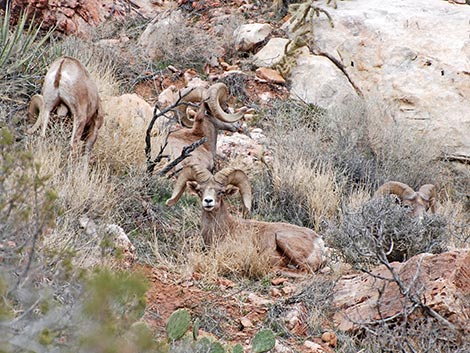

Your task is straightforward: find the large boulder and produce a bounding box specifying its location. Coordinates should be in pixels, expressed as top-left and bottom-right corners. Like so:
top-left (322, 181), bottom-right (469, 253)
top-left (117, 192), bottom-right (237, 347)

top-left (289, 54), bottom-right (359, 110)
top-left (333, 249), bottom-right (470, 332)
top-left (102, 94), bottom-right (153, 131)
top-left (8, 0), bottom-right (159, 35)
top-left (308, 0), bottom-right (470, 157)
top-left (138, 10), bottom-right (185, 61)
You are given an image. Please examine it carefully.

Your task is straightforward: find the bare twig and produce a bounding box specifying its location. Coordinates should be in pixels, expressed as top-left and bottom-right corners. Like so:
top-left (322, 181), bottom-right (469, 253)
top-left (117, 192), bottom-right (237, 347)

top-left (157, 137), bottom-right (207, 177)
top-left (145, 88), bottom-right (198, 175)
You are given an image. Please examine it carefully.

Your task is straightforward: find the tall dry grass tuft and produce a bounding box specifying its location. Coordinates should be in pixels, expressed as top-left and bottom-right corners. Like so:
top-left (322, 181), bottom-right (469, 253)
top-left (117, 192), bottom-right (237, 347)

top-left (437, 199), bottom-right (470, 249)
top-left (94, 116), bottom-right (148, 173)
top-left (190, 228), bottom-right (272, 281)
top-left (269, 159), bottom-right (343, 232)
top-left (254, 99), bottom-right (343, 230)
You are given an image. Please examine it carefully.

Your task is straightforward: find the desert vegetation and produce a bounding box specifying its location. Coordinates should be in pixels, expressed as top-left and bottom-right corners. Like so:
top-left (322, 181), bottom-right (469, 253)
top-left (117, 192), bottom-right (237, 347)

top-left (1, 1), bottom-right (469, 352)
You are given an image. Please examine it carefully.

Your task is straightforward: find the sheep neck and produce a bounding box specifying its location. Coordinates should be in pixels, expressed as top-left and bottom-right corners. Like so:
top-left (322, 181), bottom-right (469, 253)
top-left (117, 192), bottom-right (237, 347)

top-left (200, 199), bottom-right (236, 246)
top-left (192, 118), bottom-right (218, 158)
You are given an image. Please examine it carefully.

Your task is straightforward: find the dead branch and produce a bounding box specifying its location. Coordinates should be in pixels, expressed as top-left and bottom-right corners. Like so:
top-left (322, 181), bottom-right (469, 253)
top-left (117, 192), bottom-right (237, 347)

top-left (157, 137), bottom-right (207, 177)
top-left (145, 88), bottom-right (199, 175)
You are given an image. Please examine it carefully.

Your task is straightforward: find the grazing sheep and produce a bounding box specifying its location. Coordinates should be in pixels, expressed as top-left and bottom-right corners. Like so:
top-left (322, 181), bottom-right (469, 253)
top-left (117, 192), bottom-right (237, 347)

top-left (27, 56), bottom-right (104, 157)
top-left (160, 83), bottom-right (244, 172)
top-left (166, 164), bottom-right (327, 272)
top-left (374, 181), bottom-right (437, 218)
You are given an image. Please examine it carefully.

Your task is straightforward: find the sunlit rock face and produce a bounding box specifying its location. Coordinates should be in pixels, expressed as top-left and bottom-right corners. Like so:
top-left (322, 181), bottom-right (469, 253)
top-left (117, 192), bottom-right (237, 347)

top-left (309, 0), bottom-right (470, 157)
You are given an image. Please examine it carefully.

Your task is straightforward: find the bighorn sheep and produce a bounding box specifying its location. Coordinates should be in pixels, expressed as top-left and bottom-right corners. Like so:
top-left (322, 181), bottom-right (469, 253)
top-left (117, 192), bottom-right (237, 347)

top-left (374, 181), bottom-right (437, 218)
top-left (27, 56), bottom-right (104, 157)
top-left (166, 165), bottom-right (327, 272)
top-left (159, 83), bottom-right (244, 172)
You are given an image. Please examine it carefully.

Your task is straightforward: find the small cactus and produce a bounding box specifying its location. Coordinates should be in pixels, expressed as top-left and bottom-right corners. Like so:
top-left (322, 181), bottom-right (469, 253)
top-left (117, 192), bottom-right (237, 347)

top-left (232, 343), bottom-right (244, 353)
top-left (252, 329), bottom-right (275, 353)
top-left (210, 341), bottom-right (225, 353)
top-left (166, 308), bottom-right (191, 341)
top-left (195, 337), bottom-right (211, 351)
top-left (192, 318), bottom-right (200, 340)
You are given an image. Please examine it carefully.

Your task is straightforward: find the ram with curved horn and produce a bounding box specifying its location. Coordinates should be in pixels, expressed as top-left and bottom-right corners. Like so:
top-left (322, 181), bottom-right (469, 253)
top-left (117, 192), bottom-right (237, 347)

top-left (27, 56), bottom-right (104, 158)
top-left (166, 164), bottom-right (327, 272)
top-left (157, 83), bottom-right (245, 172)
top-left (374, 181), bottom-right (437, 218)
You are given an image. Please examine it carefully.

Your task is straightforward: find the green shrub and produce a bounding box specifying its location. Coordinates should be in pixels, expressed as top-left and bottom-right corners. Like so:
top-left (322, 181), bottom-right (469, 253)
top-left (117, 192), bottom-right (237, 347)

top-left (0, 6), bottom-right (54, 121)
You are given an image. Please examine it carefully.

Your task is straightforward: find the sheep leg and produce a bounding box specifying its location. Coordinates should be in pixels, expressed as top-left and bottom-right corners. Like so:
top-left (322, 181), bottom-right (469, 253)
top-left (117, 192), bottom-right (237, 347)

top-left (275, 232), bottom-right (324, 271)
top-left (70, 114), bottom-right (86, 158)
top-left (38, 96), bottom-right (61, 137)
top-left (83, 121), bottom-right (99, 156)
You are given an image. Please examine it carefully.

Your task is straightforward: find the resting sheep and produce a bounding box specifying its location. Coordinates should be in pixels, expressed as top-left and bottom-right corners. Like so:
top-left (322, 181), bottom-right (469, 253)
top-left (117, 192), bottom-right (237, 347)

top-left (158, 83), bottom-right (244, 172)
top-left (166, 164), bottom-right (327, 272)
top-left (374, 181), bottom-right (437, 218)
top-left (27, 56), bottom-right (104, 157)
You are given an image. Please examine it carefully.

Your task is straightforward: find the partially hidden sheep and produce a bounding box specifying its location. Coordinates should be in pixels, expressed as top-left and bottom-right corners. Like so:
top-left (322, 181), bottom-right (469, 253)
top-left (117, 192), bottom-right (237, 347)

top-left (374, 181), bottom-right (437, 218)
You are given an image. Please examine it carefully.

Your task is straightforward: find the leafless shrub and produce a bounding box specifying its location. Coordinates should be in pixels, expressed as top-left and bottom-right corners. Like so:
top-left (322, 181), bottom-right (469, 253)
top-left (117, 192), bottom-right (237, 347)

top-left (360, 315), bottom-right (470, 353)
top-left (146, 11), bottom-right (222, 71)
top-left (265, 277), bottom-right (336, 338)
top-left (326, 197), bottom-right (447, 267)
top-left (219, 73), bottom-right (250, 104)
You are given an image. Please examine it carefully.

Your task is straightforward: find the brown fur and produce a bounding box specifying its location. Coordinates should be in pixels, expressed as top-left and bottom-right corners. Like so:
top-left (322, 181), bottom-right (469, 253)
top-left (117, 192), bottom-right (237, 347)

top-left (27, 56), bottom-right (104, 158)
top-left (374, 181), bottom-right (437, 218)
top-left (167, 165), bottom-right (327, 272)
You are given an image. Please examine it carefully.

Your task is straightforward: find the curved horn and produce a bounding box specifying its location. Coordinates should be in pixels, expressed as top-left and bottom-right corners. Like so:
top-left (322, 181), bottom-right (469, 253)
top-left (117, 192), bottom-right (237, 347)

top-left (214, 168), bottom-right (252, 215)
top-left (207, 83), bottom-right (244, 123)
top-left (174, 87), bottom-right (208, 127)
top-left (166, 165), bottom-right (212, 207)
top-left (418, 184), bottom-right (437, 213)
top-left (374, 181), bottom-right (416, 200)
top-left (27, 94), bottom-right (44, 134)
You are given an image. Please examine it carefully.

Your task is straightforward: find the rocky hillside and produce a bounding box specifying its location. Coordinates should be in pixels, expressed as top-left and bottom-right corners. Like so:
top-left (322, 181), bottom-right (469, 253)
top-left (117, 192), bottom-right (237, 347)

top-left (1, 0), bottom-right (470, 352)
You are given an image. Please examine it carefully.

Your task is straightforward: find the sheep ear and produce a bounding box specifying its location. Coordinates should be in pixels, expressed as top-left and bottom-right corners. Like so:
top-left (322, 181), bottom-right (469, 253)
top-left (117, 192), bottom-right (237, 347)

top-left (187, 181), bottom-right (199, 195)
top-left (166, 166), bottom-right (197, 207)
top-left (418, 184), bottom-right (437, 213)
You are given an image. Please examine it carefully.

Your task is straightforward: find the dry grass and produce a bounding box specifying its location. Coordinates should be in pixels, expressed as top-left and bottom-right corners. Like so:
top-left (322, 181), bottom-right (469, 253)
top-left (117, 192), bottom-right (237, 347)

top-left (189, 227), bottom-right (272, 281)
top-left (94, 116), bottom-right (148, 173)
top-left (269, 159), bottom-right (343, 232)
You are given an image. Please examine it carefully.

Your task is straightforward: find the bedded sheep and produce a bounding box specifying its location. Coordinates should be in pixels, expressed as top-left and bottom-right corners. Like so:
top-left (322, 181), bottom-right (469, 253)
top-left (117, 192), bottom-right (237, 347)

top-left (166, 164), bottom-right (327, 272)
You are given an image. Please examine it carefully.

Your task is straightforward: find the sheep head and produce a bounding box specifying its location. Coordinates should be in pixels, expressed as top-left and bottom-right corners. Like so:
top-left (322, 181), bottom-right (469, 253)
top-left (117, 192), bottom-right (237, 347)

top-left (374, 181), bottom-right (437, 218)
top-left (174, 83), bottom-right (244, 127)
top-left (28, 94), bottom-right (44, 124)
top-left (166, 164), bottom-right (252, 216)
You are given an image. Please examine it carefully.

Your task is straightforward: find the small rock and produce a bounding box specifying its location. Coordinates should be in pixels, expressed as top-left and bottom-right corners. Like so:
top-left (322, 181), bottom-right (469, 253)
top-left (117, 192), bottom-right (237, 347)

top-left (281, 286), bottom-right (295, 295)
top-left (304, 340), bottom-right (327, 352)
top-left (256, 67), bottom-right (286, 84)
top-left (158, 85), bottom-right (178, 108)
top-left (252, 37), bottom-right (290, 67)
top-left (240, 317), bottom-right (253, 329)
top-left (321, 331), bottom-right (337, 347)
top-left (269, 288), bottom-right (282, 297)
top-left (271, 277), bottom-right (288, 286)
top-left (234, 23), bottom-right (272, 51)
top-left (247, 293), bottom-right (273, 306)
